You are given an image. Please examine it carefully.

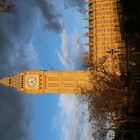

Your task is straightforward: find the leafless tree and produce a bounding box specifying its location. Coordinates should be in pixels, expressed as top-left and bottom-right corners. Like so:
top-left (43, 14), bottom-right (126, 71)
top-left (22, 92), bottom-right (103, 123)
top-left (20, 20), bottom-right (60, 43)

top-left (78, 55), bottom-right (128, 139)
top-left (0, 0), bottom-right (15, 13)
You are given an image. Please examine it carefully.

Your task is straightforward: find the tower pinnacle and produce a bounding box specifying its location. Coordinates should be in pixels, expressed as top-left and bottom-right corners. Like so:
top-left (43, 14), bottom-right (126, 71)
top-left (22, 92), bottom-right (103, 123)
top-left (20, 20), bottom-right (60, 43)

top-left (0, 78), bottom-right (6, 85)
top-left (0, 76), bottom-right (12, 87)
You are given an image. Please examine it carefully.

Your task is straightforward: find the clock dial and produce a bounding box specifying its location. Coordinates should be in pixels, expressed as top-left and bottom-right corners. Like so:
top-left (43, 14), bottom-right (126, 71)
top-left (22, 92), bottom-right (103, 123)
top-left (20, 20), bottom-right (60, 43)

top-left (27, 76), bottom-right (37, 88)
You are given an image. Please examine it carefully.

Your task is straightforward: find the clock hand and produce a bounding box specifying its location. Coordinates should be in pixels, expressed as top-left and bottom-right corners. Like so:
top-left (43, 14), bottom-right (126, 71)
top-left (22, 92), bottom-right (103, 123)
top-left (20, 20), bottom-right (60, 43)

top-left (31, 79), bottom-right (36, 84)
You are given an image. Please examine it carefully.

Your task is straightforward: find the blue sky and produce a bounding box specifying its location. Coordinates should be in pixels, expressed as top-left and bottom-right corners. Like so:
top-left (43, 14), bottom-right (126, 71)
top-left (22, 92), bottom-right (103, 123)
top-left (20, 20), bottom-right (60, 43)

top-left (27, 1), bottom-right (90, 140)
top-left (0, 0), bottom-right (92, 140)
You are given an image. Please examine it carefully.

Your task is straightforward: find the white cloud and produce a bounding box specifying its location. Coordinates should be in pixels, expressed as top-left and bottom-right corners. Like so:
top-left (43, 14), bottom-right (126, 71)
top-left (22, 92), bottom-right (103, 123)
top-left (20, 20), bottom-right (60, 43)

top-left (53, 94), bottom-right (94, 140)
top-left (72, 32), bottom-right (88, 58)
top-left (61, 29), bottom-right (69, 58)
top-left (58, 94), bottom-right (78, 116)
top-left (57, 29), bottom-right (74, 69)
top-left (58, 29), bottom-right (87, 69)
top-left (9, 39), bottom-right (40, 72)
top-left (23, 42), bottom-right (39, 69)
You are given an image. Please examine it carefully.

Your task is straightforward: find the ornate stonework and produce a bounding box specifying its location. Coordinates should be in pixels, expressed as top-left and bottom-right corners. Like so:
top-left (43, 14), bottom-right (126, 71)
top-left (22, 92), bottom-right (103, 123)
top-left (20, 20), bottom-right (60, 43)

top-left (0, 70), bottom-right (91, 94)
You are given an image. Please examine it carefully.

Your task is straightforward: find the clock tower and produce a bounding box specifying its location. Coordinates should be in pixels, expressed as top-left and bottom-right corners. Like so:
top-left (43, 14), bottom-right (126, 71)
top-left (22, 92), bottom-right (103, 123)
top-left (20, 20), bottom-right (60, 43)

top-left (0, 70), bottom-right (91, 94)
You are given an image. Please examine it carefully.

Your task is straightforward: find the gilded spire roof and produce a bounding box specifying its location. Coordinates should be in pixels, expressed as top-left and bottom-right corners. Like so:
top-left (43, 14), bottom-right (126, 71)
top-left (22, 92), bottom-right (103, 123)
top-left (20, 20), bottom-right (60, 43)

top-left (0, 77), bottom-right (6, 86)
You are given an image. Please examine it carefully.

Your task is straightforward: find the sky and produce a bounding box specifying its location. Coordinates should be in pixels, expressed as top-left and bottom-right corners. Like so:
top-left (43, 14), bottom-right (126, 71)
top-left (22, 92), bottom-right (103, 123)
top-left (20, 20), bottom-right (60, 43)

top-left (0, 0), bottom-right (93, 140)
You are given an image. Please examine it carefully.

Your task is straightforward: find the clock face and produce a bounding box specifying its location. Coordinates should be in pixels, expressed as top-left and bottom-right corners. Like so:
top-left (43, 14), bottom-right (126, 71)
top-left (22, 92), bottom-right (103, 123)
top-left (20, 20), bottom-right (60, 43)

top-left (27, 76), bottom-right (37, 88)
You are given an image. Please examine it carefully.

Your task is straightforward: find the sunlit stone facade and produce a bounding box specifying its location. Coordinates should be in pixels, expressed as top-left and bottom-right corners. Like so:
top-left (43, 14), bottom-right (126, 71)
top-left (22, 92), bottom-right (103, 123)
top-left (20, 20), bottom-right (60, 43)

top-left (0, 0), bottom-right (125, 94)
top-left (84, 0), bottom-right (126, 72)
top-left (0, 70), bottom-right (91, 94)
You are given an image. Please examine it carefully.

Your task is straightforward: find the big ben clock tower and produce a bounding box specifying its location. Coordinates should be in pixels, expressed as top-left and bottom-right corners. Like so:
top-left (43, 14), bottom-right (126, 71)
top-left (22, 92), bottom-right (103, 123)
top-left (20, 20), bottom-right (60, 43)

top-left (0, 70), bottom-right (91, 94)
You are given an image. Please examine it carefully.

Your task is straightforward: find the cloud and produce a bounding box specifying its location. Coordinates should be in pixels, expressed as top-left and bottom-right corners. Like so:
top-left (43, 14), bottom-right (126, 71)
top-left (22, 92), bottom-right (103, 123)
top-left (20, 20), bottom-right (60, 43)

top-left (64, 0), bottom-right (85, 12)
top-left (0, 1), bottom-right (40, 140)
top-left (72, 32), bottom-right (87, 58)
top-left (0, 88), bottom-right (31, 140)
top-left (57, 29), bottom-right (75, 69)
top-left (53, 94), bottom-right (94, 140)
top-left (0, 0), bottom-right (88, 139)
top-left (33, 0), bottom-right (63, 32)
top-left (0, 0), bottom-right (65, 138)
top-left (58, 29), bottom-right (86, 69)
top-left (58, 94), bottom-right (78, 116)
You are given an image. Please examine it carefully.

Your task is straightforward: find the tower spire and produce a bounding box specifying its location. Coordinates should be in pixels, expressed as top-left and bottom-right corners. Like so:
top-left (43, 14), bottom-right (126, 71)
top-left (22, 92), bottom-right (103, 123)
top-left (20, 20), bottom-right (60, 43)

top-left (0, 75), bottom-right (15, 87)
top-left (0, 78), bottom-right (6, 86)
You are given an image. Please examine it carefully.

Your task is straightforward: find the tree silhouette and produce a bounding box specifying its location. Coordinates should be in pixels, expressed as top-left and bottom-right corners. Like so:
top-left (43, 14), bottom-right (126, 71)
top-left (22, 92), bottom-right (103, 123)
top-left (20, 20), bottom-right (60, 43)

top-left (78, 56), bottom-right (128, 139)
top-left (0, 0), bottom-right (14, 13)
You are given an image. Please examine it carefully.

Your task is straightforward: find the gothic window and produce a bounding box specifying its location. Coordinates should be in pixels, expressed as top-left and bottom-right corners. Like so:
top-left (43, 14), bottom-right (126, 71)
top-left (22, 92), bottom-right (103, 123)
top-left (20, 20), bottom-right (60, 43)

top-left (64, 83), bottom-right (74, 87)
top-left (105, 37), bottom-right (111, 41)
top-left (48, 77), bottom-right (57, 81)
top-left (97, 38), bottom-right (104, 42)
top-left (89, 11), bottom-right (93, 15)
top-left (96, 11), bottom-right (102, 15)
top-left (9, 78), bottom-right (11, 85)
top-left (103, 3), bottom-right (111, 7)
top-left (96, 3), bottom-right (102, 7)
top-left (97, 28), bottom-right (104, 32)
top-left (64, 78), bottom-right (74, 81)
top-left (48, 83), bottom-right (58, 87)
top-left (104, 28), bottom-right (112, 32)
top-left (97, 20), bottom-right (103, 24)
top-left (104, 19), bottom-right (110, 24)
top-left (89, 3), bottom-right (93, 7)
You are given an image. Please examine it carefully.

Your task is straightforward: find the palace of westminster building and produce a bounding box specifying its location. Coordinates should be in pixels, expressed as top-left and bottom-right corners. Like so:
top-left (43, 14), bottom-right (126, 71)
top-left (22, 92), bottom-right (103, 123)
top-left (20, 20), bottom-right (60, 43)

top-left (0, 0), bottom-right (125, 94)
